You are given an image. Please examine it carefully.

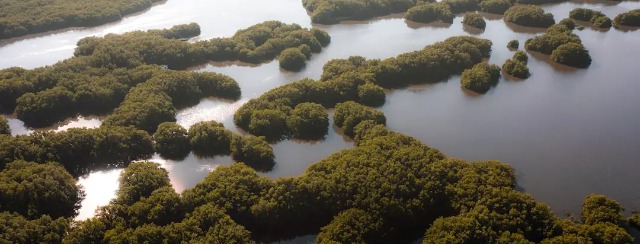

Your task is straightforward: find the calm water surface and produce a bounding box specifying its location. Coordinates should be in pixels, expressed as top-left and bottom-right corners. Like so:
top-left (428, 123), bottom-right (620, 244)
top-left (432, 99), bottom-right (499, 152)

top-left (1, 0), bottom-right (639, 224)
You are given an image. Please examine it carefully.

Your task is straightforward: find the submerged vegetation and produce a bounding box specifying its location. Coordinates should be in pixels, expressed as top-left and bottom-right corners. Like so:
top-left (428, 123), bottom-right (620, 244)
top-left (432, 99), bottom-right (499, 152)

top-left (405, 3), bottom-right (455, 24)
top-left (526, 21), bottom-right (591, 68)
top-left (463, 13), bottom-right (487, 29)
top-left (503, 51), bottom-right (530, 79)
top-left (504, 5), bottom-right (555, 28)
top-left (0, 22), bottom-right (330, 129)
top-left (0, 0), bottom-right (164, 39)
top-left (569, 8), bottom-right (612, 29)
top-left (460, 61), bottom-right (501, 93)
top-left (613, 9), bottom-right (640, 27)
top-left (234, 36), bottom-right (492, 141)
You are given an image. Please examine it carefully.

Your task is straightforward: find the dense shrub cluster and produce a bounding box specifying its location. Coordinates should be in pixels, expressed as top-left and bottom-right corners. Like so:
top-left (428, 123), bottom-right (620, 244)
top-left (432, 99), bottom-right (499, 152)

top-left (460, 61), bottom-right (501, 93)
top-left (630, 214), bottom-right (640, 229)
top-left (0, 0), bottom-right (164, 39)
top-left (569, 8), bottom-right (612, 29)
top-left (504, 5), bottom-right (555, 28)
top-left (153, 122), bottom-right (191, 160)
top-left (50, 119), bottom-right (637, 243)
top-left (613, 9), bottom-right (640, 27)
top-left (526, 21), bottom-right (592, 68)
top-left (0, 116), bottom-right (9, 135)
top-left (0, 127), bottom-right (154, 176)
top-left (442, 0), bottom-right (479, 14)
top-left (508, 39), bottom-right (519, 49)
top-left (1, 22), bottom-right (330, 129)
top-left (502, 51), bottom-right (530, 79)
top-left (551, 43), bottom-right (592, 68)
top-left (286, 103), bottom-right (330, 140)
top-left (234, 36), bottom-right (492, 141)
top-left (463, 13), bottom-right (487, 29)
top-left (302, 0), bottom-right (417, 24)
top-left (279, 47), bottom-right (308, 71)
top-left (334, 101), bottom-right (386, 137)
top-left (405, 3), bottom-right (455, 24)
top-left (230, 135), bottom-right (276, 172)
top-left (479, 0), bottom-right (512, 15)
top-left (188, 121), bottom-right (233, 157)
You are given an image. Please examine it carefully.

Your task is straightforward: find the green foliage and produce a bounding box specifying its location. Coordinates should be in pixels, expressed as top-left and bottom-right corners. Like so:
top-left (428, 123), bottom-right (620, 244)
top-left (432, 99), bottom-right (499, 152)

top-left (0, 0), bottom-right (166, 39)
top-left (442, 0), bottom-right (479, 14)
top-left (513, 50), bottom-right (528, 64)
top-left (230, 136), bottom-right (275, 172)
top-left (405, 3), bottom-right (455, 24)
top-left (502, 59), bottom-right (530, 79)
top-left (182, 163), bottom-right (272, 227)
top-left (153, 122), bottom-right (190, 160)
top-left (508, 40), bottom-right (520, 49)
top-left (15, 86), bottom-right (75, 127)
top-left (463, 13), bottom-right (487, 29)
top-left (115, 161), bottom-right (171, 205)
top-left (0, 117), bottom-right (9, 135)
top-left (614, 9), bottom-right (640, 27)
top-left (569, 8), bottom-right (612, 29)
top-left (311, 28), bottom-right (332, 46)
top-left (460, 61), bottom-right (501, 93)
top-left (581, 194), bottom-right (624, 225)
top-left (316, 208), bottom-right (383, 244)
top-left (279, 48), bottom-right (308, 71)
top-left (286, 102), bottom-right (329, 140)
top-left (334, 101), bottom-right (386, 137)
top-left (0, 212), bottom-right (69, 243)
top-left (358, 82), bottom-right (386, 107)
top-left (525, 24), bottom-right (581, 55)
top-left (629, 214), bottom-right (640, 230)
top-left (0, 126), bottom-right (154, 176)
top-left (187, 121), bottom-right (233, 157)
top-left (0, 161), bottom-right (83, 218)
top-left (504, 5), bottom-right (555, 28)
top-left (558, 18), bottom-right (577, 30)
top-left (303, 0), bottom-right (417, 24)
top-left (248, 109), bottom-right (288, 142)
top-left (479, 0), bottom-right (512, 15)
top-left (551, 43), bottom-right (592, 68)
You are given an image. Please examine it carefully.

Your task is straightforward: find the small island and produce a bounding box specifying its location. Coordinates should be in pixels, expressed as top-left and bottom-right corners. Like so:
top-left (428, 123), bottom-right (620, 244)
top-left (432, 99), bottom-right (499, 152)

top-left (405, 3), bottom-right (455, 24)
top-left (463, 13), bottom-right (487, 29)
top-left (614, 9), bottom-right (640, 27)
top-left (460, 62), bottom-right (501, 93)
top-left (504, 5), bottom-right (555, 28)
top-left (569, 8), bottom-right (612, 29)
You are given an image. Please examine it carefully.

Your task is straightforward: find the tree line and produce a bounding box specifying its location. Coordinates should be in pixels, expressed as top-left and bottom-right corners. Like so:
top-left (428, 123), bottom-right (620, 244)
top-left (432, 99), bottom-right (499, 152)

top-left (3, 116), bottom-right (637, 243)
top-left (0, 0), bottom-right (164, 39)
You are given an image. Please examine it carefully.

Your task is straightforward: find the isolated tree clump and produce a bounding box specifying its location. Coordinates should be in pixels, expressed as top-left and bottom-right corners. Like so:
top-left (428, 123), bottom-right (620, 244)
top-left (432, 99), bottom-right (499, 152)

top-left (460, 61), bottom-right (501, 93)
top-left (279, 47), bottom-right (308, 71)
top-left (0, 116), bottom-right (9, 135)
top-left (502, 51), bottom-right (530, 79)
top-left (504, 5), bottom-right (555, 28)
top-left (405, 3), bottom-right (455, 24)
top-left (508, 40), bottom-right (519, 49)
top-left (569, 8), bottom-right (611, 29)
top-left (230, 135), bottom-right (275, 172)
top-left (334, 101), bottom-right (386, 137)
top-left (153, 122), bottom-right (191, 160)
top-left (286, 102), bottom-right (329, 140)
top-left (613, 9), bottom-right (640, 27)
top-left (463, 13), bottom-right (487, 29)
top-left (479, 0), bottom-right (512, 15)
top-left (188, 121), bottom-right (232, 157)
top-left (551, 42), bottom-right (592, 68)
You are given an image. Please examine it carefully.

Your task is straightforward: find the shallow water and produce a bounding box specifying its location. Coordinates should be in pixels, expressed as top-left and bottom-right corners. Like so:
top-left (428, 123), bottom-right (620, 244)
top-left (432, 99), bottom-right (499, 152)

top-left (1, 0), bottom-right (639, 223)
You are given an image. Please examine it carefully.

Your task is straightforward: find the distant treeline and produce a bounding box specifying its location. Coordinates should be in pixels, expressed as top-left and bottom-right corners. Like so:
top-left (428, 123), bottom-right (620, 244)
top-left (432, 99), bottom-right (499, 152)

top-left (0, 22), bottom-right (330, 130)
top-left (0, 0), bottom-right (164, 39)
top-left (234, 36), bottom-right (492, 141)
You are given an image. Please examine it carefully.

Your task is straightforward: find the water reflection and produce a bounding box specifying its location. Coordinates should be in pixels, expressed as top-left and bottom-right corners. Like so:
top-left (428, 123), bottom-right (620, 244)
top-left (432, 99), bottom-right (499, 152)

top-left (6, 115), bottom-right (102, 136)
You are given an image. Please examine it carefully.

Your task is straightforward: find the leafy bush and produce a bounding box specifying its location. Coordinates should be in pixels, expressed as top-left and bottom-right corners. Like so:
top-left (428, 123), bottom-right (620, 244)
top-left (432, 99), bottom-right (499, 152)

top-left (317, 209), bottom-right (383, 243)
top-left (230, 136), bottom-right (275, 172)
top-left (513, 50), bottom-right (528, 64)
top-left (460, 61), bottom-right (501, 93)
top-left (581, 194), bottom-right (624, 225)
top-left (358, 83), bottom-right (386, 107)
top-left (303, 0), bottom-right (416, 24)
top-left (406, 3), bottom-right (455, 24)
top-left (334, 101), bottom-right (386, 137)
top-left (569, 8), bottom-right (611, 29)
top-left (0, 117), bottom-right (9, 135)
top-left (508, 40), bottom-right (519, 49)
top-left (153, 122), bottom-right (190, 160)
top-left (502, 59), bottom-right (530, 79)
top-left (525, 24), bottom-right (581, 54)
top-left (613, 9), bottom-right (640, 27)
top-left (0, 161), bottom-right (84, 218)
top-left (504, 5), bottom-right (555, 28)
top-left (479, 0), bottom-right (512, 15)
top-left (187, 121), bottom-right (232, 157)
top-left (286, 103), bottom-right (329, 140)
top-left (463, 13), bottom-right (487, 29)
top-left (279, 48), bottom-right (307, 71)
top-left (551, 43), bottom-right (592, 68)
